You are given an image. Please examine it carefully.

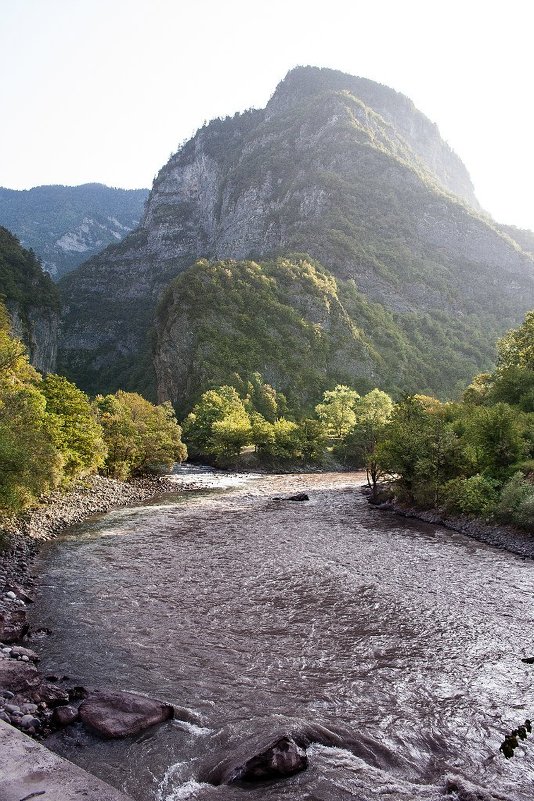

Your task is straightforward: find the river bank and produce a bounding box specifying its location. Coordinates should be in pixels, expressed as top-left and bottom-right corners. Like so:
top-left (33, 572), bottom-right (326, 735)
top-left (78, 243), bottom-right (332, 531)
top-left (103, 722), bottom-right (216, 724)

top-left (371, 494), bottom-right (534, 559)
top-left (0, 472), bottom-right (192, 741)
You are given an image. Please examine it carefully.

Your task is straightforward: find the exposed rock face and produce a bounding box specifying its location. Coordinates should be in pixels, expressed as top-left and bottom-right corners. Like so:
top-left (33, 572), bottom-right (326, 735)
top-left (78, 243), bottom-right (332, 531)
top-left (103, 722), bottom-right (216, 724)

top-left (59, 66), bottom-right (534, 402)
top-left (0, 226), bottom-right (60, 373)
top-left (7, 299), bottom-right (58, 373)
top-left (78, 689), bottom-right (174, 738)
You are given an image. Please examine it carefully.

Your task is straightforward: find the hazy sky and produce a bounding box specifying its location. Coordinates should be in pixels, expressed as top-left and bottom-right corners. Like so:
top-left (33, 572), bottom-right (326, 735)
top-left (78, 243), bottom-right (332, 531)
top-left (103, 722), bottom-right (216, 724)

top-left (2, 0), bottom-right (533, 230)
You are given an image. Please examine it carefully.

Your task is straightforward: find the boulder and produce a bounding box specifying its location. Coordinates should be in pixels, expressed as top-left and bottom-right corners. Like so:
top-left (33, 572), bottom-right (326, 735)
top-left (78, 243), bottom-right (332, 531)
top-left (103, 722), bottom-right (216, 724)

top-left (79, 690), bottom-right (174, 738)
top-left (204, 735), bottom-right (308, 785)
top-left (0, 659), bottom-right (41, 694)
top-left (0, 609), bottom-right (29, 643)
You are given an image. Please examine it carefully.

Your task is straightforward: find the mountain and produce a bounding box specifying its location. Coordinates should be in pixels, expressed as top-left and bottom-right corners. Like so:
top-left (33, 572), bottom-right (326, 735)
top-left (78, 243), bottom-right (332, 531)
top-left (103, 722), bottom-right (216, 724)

top-left (0, 184), bottom-right (148, 279)
top-left (0, 226), bottom-right (60, 372)
top-left (58, 66), bottom-right (534, 410)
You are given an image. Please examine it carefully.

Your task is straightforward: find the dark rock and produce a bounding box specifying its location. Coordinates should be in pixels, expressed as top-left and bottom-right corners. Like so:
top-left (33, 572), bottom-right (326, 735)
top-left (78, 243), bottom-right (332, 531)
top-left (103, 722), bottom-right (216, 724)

top-left (53, 704), bottom-right (79, 727)
top-left (206, 735), bottom-right (308, 785)
top-left (235, 736), bottom-right (308, 783)
top-left (286, 493), bottom-right (309, 502)
top-left (34, 682), bottom-right (70, 707)
top-left (0, 659), bottom-right (40, 693)
top-left (68, 685), bottom-right (88, 701)
top-left (521, 657), bottom-right (534, 664)
top-left (0, 608), bottom-right (29, 642)
top-left (79, 689), bottom-right (174, 738)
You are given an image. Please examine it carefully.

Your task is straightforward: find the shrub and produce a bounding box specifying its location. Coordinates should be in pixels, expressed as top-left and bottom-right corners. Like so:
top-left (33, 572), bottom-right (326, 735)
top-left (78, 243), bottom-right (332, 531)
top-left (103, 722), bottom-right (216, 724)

top-left (442, 474), bottom-right (499, 517)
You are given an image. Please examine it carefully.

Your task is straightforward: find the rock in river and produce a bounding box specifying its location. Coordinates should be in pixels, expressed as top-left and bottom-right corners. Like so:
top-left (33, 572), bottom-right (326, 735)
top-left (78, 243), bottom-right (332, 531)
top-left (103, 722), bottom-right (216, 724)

top-left (79, 689), bottom-right (174, 738)
top-left (204, 735), bottom-right (308, 785)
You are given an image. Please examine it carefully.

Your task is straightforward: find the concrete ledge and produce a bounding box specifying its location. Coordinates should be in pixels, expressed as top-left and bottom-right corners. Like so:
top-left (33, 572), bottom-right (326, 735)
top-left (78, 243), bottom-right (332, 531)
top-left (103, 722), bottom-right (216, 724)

top-left (0, 719), bottom-right (134, 801)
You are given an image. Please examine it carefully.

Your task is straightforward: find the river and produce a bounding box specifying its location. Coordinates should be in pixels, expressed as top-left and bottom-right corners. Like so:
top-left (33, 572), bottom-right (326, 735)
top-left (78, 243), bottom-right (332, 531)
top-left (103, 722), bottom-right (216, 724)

top-left (31, 467), bottom-right (534, 800)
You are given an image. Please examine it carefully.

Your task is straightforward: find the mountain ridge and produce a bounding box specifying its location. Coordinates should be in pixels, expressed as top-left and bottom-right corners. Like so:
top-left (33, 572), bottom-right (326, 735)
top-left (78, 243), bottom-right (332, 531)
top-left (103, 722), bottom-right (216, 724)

top-left (57, 66), bottom-right (534, 408)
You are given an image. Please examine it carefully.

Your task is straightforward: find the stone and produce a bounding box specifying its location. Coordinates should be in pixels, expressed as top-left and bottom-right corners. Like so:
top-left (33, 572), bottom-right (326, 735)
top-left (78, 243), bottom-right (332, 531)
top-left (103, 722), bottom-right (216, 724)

top-left (35, 682), bottom-right (70, 707)
top-left (21, 702), bottom-right (38, 714)
top-left (79, 689), bottom-right (174, 738)
top-left (286, 493), bottom-right (309, 501)
top-left (53, 705), bottom-right (79, 727)
top-left (4, 582), bottom-right (34, 603)
top-left (0, 609), bottom-right (29, 643)
top-left (5, 591), bottom-right (16, 600)
top-left (20, 714), bottom-right (40, 729)
top-left (205, 735), bottom-right (308, 785)
top-left (0, 659), bottom-right (41, 694)
top-left (0, 710), bottom-right (10, 723)
top-left (10, 645), bottom-right (39, 662)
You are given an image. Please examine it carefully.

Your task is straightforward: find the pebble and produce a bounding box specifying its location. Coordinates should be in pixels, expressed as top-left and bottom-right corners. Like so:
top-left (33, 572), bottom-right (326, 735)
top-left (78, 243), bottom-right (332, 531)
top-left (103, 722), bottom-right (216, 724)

top-left (5, 591), bottom-right (16, 600)
top-left (5, 704), bottom-right (20, 713)
top-left (0, 711), bottom-right (10, 723)
top-left (1, 690), bottom-right (14, 699)
top-left (21, 703), bottom-right (38, 714)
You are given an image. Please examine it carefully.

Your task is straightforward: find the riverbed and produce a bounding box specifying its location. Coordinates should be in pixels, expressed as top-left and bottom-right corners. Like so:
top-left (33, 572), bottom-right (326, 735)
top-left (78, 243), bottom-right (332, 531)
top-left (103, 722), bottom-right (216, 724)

top-left (31, 467), bottom-right (534, 800)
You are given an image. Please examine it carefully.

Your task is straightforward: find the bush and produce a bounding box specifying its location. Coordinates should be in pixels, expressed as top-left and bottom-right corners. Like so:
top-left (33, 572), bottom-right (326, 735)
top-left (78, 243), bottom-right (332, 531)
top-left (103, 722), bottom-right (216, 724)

top-left (497, 472), bottom-right (534, 530)
top-left (442, 474), bottom-right (499, 517)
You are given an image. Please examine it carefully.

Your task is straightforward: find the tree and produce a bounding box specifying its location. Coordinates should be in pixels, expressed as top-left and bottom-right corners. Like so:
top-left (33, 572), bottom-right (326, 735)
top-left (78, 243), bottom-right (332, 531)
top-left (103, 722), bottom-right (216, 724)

top-left (41, 374), bottom-right (106, 480)
top-left (0, 303), bottom-right (61, 511)
top-left (315, 384), bottom-right (360, 438)
top-left (182, 386), bottom-right (251, 461)
top-left (344, 389), bottom-right (394, 495)
top-left (95, 391), bottom-right (186, 478)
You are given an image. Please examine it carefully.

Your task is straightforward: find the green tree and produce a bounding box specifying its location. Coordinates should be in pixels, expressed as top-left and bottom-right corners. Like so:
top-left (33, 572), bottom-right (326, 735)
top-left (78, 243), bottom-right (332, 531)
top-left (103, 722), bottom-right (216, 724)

top-left (0, 304), bottom-right (61, 511)
top-left (182, 386), bottom-right (251, 461)
top-left (41, 374), bottom-right (106, 480)
top-left (95, 391), bottom-right (186, 478)
top-left (315, 384), bottom-right (360, 438)
top-left (343, 389), bottom-right (394, 494)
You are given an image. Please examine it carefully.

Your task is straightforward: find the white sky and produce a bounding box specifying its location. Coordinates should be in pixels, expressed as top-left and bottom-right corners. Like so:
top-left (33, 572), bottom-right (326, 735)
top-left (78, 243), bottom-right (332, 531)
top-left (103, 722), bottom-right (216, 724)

top-left (1, 0), bottom-right (533, 231)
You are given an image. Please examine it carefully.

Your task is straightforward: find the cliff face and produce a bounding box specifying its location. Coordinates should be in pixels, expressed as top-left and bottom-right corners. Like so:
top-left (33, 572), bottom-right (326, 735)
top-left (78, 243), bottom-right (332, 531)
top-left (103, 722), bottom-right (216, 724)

top-left (58, 66), bottom-right (534, 405)
top-left (0, 227), bottom-right (60, 373)
top-left (0, 184), bottom-right (148, 279)
top-left (7, 300), bottom-right (58, 373)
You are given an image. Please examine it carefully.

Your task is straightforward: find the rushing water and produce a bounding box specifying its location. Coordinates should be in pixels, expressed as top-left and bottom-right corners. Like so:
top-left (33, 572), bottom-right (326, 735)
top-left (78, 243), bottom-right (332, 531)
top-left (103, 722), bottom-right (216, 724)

top-left (31, 467), bottom-right (534, 801)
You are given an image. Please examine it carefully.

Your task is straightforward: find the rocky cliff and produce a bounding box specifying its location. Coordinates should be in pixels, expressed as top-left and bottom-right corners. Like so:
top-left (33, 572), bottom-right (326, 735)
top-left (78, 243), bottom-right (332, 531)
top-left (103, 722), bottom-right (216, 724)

top-left (0, 184), bottom-right (148, 279)
top-left (0, 227), bottom-right (60, 372)
top-left (58, 66), bottom-right (534, 406)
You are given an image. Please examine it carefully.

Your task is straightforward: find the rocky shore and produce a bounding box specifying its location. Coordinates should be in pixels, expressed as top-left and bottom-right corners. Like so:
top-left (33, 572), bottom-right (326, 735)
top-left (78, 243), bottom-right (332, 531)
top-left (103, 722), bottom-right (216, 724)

top-left (372, 496), bottom-right (534, 560)
top-left (0, 473), bottom-right (184, 740)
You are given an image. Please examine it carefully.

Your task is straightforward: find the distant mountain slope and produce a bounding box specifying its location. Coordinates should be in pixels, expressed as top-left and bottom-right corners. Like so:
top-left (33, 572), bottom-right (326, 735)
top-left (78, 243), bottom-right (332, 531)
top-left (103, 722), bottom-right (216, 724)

top-left (58, 66), bottom-right (534, 406)
top-left (0, 184), bottom-right (148, 279)
top-left (0, 226), bottom-right (60, 372)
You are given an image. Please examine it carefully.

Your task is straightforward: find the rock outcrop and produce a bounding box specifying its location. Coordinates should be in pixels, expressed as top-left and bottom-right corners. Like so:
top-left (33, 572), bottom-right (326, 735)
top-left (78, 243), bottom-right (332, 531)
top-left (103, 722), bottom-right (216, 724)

top-left (0, 226), bottom-right (60, 372)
